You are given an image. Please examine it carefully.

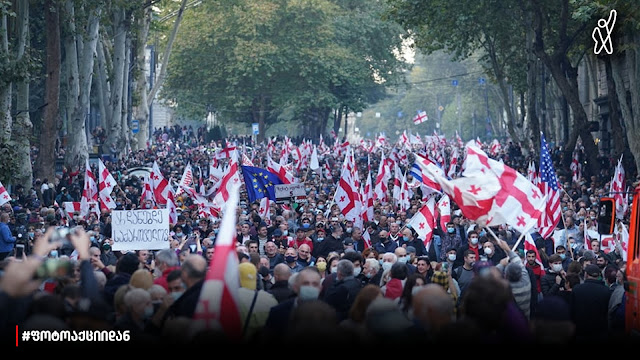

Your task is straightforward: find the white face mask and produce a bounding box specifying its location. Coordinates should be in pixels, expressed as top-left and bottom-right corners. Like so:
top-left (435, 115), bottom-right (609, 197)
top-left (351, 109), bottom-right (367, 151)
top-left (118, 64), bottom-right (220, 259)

top-left (483, 247), bottom-right (493, 255)
top-left (382, 262), bottom-right (393, 272)
top-left (353, 267), bottom-right (361, 277)
top-left (298, 285), bottom-right (320, 301)
top-left (551, 264), bottom-right (563, 273)
top-left (331, 267), bottom-right (338, 274)
top-left (448, 253), bottom-right (456, 262)
top-left (470, 237), bottom-right (479, 245)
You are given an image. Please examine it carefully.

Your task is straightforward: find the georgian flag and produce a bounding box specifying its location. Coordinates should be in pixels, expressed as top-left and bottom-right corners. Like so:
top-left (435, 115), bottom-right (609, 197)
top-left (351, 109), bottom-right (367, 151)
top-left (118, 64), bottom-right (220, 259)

top-left (610, 155), bottom-right (627, 219)
top-left (437, 194), bottom-right (451, 231)
top-left (373, 153), bottom-right (391, 203)
top-left (139, 175), bottom-right (155, 207)
top-left (421, 145), bottom-right (545, 233)
top-left (267, 155), bottom-right (294, 184)
top-left (212, 149), bottom-right (241, 212)
top-left (447, 147), bottom-right (459, 178)
top-left (193, 183), bottom-right (242, 338)
top-left (167, 186), bottom-right (178, 225)
top-left (0, 181), bottom-right (9, 206)
top-left (362, 228), bottom-right (372, 249)
top-left (407, 196), bottom-right (436, 248)
top-left (80, 159), bottom-right (98, 217)
top-left (333, 150), bottom-right (361, 224)
top-left (361, 168), bottom-right (374, 223)
top-left (258, 197), bottom-right (271, 225)
top-left (98, 159), bottom-right (117, 210)
top-left (151, 161), bottom-right (171, 205)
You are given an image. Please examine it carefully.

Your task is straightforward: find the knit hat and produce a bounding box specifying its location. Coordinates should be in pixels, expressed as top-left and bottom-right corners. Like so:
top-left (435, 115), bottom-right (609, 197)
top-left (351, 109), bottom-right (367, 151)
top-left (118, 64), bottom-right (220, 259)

top-left (238, 262), bottom-right (257, 290)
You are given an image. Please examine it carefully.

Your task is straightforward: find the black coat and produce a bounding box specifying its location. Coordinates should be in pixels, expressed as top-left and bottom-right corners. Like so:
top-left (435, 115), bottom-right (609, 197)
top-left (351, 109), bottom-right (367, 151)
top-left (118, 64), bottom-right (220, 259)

top-left (268, 280), bottom-right (296, 304)
top-left (324, 276), bottom-right (362, 321)
top-left (263, 298), bottom-right (296, 336)
top-left (164, 279), bottom-right (204, 320)
top-left (571, 278), bottom-right (612, 341)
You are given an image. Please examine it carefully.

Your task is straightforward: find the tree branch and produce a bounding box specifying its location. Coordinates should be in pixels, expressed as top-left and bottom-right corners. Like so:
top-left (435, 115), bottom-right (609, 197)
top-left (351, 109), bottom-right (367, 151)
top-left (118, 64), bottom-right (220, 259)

top-left (148, 0), bottom-right (188, 103)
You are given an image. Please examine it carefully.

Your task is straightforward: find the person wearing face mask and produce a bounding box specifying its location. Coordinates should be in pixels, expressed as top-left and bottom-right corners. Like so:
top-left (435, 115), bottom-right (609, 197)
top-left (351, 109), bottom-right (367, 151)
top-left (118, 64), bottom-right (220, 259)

top-left (373, 230), bottom-right (398, 255)
top-left (362, 258), bottom-right (381, 285)
top-left (113, 288), bottom-right (154, 339)
top-left (437, 222), bottom-right (462, 263)
top-left (554, 245), bottom-right (573, 271)
top-left (283, 247), bottom-right (304, 273)
top-left (394, 247), bottom-right (416, 275)
top-left (453, 230), bottom-right (481, 269)
top-left (540, 254), bottom-right (566, 297)
top-left (402, 228), bottom-right (427, 257)
top-left (264, 267), bottom-right (325, 338)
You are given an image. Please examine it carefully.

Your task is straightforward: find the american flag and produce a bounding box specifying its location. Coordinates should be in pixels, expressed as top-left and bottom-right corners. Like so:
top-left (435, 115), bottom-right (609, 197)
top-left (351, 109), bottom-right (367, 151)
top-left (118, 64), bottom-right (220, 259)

top-left (537, 132), bottom-right (561, 240)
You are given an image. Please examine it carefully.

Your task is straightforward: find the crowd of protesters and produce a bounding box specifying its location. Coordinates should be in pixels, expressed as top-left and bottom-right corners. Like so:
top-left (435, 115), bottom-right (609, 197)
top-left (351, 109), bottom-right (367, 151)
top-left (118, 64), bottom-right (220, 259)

top-left (0, 123), bottom-right (639, 347)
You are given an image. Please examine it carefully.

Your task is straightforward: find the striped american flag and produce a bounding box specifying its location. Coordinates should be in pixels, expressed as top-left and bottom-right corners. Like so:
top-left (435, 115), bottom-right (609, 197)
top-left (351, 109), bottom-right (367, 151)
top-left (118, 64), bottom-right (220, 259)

top-left (537, 133), bottom-right (561, 239)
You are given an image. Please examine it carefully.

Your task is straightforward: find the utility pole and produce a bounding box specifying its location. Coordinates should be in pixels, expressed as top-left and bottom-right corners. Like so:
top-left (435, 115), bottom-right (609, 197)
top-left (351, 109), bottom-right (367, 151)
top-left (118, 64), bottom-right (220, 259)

top-left (452, 79), bottom-right (460, 135)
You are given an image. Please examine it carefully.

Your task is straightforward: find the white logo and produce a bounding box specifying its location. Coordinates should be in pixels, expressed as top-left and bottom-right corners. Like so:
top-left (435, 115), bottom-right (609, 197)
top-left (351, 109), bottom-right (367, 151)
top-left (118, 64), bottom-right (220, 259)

top-left (593, 10), bottom-right (616, 55)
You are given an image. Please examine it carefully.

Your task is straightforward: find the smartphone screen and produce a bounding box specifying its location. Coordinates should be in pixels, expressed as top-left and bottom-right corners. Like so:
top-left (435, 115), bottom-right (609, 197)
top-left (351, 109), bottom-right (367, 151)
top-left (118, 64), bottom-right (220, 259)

top-left (15, 244), bottom-right (25, 258)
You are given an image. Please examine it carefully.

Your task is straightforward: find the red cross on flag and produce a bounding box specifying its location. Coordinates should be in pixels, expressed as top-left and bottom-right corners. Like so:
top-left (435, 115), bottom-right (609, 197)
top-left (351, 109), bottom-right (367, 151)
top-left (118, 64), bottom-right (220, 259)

top-left (80, 159), bottom-right (98, 217)
top-left (98, 159), bottom-right (117, 210)
top-left (333, 149), bottom-right (361, 224)
top-left (437, 194), bottom-right (451, 231)
top-left (139, 175), bottom-right (155, 208)
top-left (361, 167), bottom-right (374, 223)
top-left (212, 149), bottom-right (241, 212)
top-left (609, 155), bottom-right (627, 220)
top-left (193, 183), bottom-right (242, 338)
top-left (151, 161), bottom-right (171, 205)
top-left (267, 155), bottom-right (294, 184)
top-left (0, 181), bottom-right (9, 206)
top-left (407, 196), bottom-right (436, 248)
top-left (166, 186), bottom-right (178, 225)
top-left (373, 153), bottom-right (391, 204)
top-left (421, 144), bottom-right (545, 233)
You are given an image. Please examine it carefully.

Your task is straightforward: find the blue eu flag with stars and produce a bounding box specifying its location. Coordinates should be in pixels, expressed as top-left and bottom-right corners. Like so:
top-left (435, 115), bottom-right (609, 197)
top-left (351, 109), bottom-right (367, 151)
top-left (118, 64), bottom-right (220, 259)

top-left (241, 166), bottom-right (283, 203)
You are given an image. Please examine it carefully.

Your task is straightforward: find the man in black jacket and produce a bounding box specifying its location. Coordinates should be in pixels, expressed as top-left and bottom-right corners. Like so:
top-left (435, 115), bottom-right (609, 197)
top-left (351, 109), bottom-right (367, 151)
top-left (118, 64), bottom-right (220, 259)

top-left (571, 264), bottom-right (612, 342)
top-left (324, 259), bottom-right (363, 321)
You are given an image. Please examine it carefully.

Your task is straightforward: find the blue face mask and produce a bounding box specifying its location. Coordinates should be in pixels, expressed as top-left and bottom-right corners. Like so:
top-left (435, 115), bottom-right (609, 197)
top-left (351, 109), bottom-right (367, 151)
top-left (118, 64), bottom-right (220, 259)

top-left (214, 229), bottom-right (219, 234)
top-left (50, 250), bottom-right (58, 258)
top-left (403, 236), bottom-right (410, 242)
top-left (447, 228), bottom-right (455, 234)
top-left (316, 237), bottom-right (324, 242)
top-left (302, 223), bottom-right (310, 229)
top-left (479, 230), bottom-right (486, 237)
top-left (559, 253), bottom-right (566, 260)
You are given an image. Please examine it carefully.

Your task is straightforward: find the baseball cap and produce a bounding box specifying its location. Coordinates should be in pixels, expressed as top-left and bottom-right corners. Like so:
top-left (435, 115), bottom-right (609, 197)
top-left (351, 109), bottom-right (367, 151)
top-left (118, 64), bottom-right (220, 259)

top-left (272, 229), bottom-right (283, 237)
top-left (343, 237), bottom-right (354, 245)
top-left (405, 246), bottom-right (416, 254)
top-left (238, 263), bottom-right (257, 290)
top-left (585, 264), bottom-right (601, 278)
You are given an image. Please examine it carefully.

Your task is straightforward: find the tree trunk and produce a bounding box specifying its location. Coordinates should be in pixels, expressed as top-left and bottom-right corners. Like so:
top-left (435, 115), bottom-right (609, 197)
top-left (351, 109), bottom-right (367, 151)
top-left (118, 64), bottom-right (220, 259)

top-left (63, 0), bottom-right (80, 138)
top-left (0, 13), bottom-right (12, 144)
top-left (611, 33), bottom-right (640, 177)
top-left (104, 8), bottom-right (127, 153)
top-left (484, 37), bottom-right (520, 143)
top-left (34, 0), bottom-right (60, 182)
top-left (334, 106), bottom-right (342, 135)
top-left (604, 57), bottom-right (626, 162)
top-left (95, 40), bottom-right (109, 145)
top-left (525, 27), bottom-right (540, 151)
top-left (121, 36), bottom-right (131, 155)
top-left (133, 6), bottom-right (151, 149)
top-left (11, 0), bottom-right (32, 189)
top-left (65, 6), bottom-right (102, 169)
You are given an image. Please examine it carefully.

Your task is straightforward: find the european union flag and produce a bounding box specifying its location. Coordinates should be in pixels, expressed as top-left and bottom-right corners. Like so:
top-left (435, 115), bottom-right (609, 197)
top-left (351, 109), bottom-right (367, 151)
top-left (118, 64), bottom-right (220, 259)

top-left (241, 166), bottom-right (283, 203)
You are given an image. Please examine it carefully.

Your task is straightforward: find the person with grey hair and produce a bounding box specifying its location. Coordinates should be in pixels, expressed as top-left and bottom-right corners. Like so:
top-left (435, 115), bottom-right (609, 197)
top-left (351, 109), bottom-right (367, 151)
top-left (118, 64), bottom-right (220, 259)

top-left (113, 288), bottom-right (153, 336)
top-left (495, 238), bottom-right (531, 319)
top-left (153, 248), bottom-right (180, 292)
top-left (324, 259), bottom-right (363, 321)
